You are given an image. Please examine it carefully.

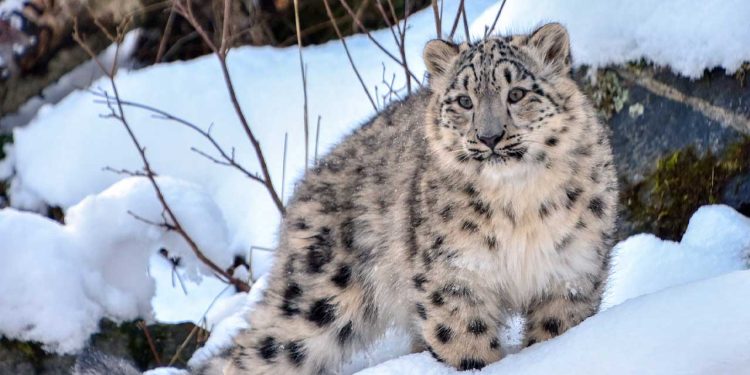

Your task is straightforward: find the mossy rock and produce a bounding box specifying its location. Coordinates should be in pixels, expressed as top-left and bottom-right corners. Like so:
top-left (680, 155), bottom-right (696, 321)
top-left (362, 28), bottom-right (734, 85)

top-left (0, 319), bottom-right (204, 374)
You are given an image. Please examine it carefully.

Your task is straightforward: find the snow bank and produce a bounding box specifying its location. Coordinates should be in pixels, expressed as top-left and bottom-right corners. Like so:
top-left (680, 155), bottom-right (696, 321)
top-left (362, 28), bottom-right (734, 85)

top-left (603, 205), bottom-right (750, 309)
top-left (357, 270), bottom-right (750, 375)
top-left (471, 0), bottom-right (750, 78)
top-left (0, 176), bottom-right (234, 353)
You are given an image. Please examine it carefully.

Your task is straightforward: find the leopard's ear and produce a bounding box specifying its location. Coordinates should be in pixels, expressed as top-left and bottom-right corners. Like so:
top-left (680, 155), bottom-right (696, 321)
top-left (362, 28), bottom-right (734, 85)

top-left (423, 39), bottom-right (460, 78)
top-left (527, 23), bottom-right (571, 75)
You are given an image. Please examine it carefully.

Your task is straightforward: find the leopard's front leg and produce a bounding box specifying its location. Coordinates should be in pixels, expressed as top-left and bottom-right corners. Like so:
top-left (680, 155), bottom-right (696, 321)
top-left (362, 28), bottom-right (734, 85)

top-left (523, 273), bottom-right (605, 347)
top-left (414, 277), bottom-right (506, 371)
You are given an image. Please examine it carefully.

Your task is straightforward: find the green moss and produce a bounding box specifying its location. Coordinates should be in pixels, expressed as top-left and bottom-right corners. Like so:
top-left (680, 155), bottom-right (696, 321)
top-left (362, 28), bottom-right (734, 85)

top-left (584, 69), bottom-right (629, 119)
top-left (622, 137), bottom-right (750, 240)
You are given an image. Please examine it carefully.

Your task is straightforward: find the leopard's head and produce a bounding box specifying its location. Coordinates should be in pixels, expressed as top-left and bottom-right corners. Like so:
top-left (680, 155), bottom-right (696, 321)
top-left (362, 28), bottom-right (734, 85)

top-left (424, 23), bottom-right (594, 179)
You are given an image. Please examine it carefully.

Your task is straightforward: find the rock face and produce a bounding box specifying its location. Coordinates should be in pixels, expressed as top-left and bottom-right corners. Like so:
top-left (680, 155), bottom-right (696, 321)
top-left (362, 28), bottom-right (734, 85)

top-left (574, 65), bottom-right (750, 240)
top-left (0, 320), bottom-right (202, 374)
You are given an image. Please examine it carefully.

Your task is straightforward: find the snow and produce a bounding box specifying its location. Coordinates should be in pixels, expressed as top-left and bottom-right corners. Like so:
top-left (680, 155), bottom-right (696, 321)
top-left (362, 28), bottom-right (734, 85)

top-left (0, 0), bottom-right (748, 371)
top-left (471, 0), bottom-right (750, 78)
top-left (0, 176), bottom-right (235, 353)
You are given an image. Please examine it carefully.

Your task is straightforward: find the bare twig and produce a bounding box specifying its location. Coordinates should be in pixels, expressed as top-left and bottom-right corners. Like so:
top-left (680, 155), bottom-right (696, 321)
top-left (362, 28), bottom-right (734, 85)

top-left (431, 0), bottom-right (441, 38)
top-left (281, 132), bottom-right (288, 204)
top-left (448, 0), bottom-right (465, 40)
top-left (137, 320), bottom-right (162, 365)
top-left (337, 0), bottom-right (421, 84)
top-left (484, 0), bottom-right (508, 38)
top-left (323, 0), bottom-right (378, 111)
top-left (73, 19), bottom-right (251, 293)
top-left (315, 115), bottom-right (322, 163)
top-left (155, 4), bottom-right (177, 63)
top-left (174, 0), bottom-right (285, 215)
top-left (292, 0), bottom-right (310, 167)
top-left (461, 3), bottom-right (470, 42)
top-left (168, 324), bottom-right (202, 366)
top-left (92, 94), bottom-right (265, 185)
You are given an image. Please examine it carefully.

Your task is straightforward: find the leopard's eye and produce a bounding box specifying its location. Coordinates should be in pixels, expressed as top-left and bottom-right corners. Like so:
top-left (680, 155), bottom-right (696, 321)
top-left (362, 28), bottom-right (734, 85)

top-left (457, 95), bottom-right (473, 109)
top-left (508, 88), bottom-right (527, 104)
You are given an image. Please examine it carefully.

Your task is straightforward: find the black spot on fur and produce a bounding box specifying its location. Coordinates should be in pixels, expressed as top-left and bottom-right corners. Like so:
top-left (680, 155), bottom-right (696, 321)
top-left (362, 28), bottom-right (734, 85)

top-left (554, 234), bottom-right (574, 252)
top-left (286, 341), bottom-right (306, 366)
top-left (461, 220), bottom-right (479, 232)
top-left (543, 318), bottom-right (562, 336)
top-left (468, 319), bottom-right (488, 335)
top-left (292, 219), bottom-right (310, 231)
top-left (339, 219), bottom-right (355, 251)
top-left (507, 147), bottom-right (527, 160)
top-left (588, 197), bottom-right (605, 218)
top-left (504, 68), bottom-right (512, 83)
top-left (281, 282), bottom-right (303, 316)
top-left (439, 204), bottom-right (454, 221)
top-left (331, 264), bottom-right (352, 288)
top-left (576, 219), bottom-right (587, 229)
top-left (535, 151), bottom-right (547, 163)
top-left (413, 274), bottom-right (428, 291)
top-left (463, 183), bottom-right (479, 198)
top-left (306, 227), bottom-right (334, 273)
top-left (435, 324), bottom-right (453, 343)
top-left (459, 358), bottom-right (486, 370)
top-left (416, 303), bottom-right (428, 320)
top-left (485, 235), bottom-right (497, 249)
top-left (337, 321), bottom-right (353, 344)
top-left (307, 298), bottom-right (336, 327)
top-left (565, 186), bottom-right (583, 209)
top-left (430, 291), bottom-right (445, 306)
top-left (490, 337), bottom-right (500, 350)
top-left (258, 336), bottom-right (279, 361)
top-left (539, 202), bottom-right (551, 219)
top-left (526, 338), bottom-right (537, 347)
top-left (469, 199), bottom-right (492, 218)
top-left (545, 137), bottom-right (559, 147)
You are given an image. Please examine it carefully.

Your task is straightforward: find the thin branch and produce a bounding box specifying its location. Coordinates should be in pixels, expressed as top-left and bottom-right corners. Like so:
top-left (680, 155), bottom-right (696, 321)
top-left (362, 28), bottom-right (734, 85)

top-left (137, 320), bottom-right (162, 365)
top-left (168, 324), bottom-right (202, 366)
top-left (461, 3), bottom-right (470, 42)
top-left (292, 0), bottom-right (310, 168)
top-left (92, 94), bottom-right (265, 185)
top-left (155, 5), bottom-right (177, 63)
top-left (448, 0), bottom-right (464, 40)
top-left (484, 0), bottom-right (507, 38)
top-left (315, 116), bottom-right (322, 163)
top-left (431, 0), bottom-right (441, 39)
top-left (323, 0), bottom-right (378, 111)
top-left (281, 132), bottom-right (288, 204)
top-left (337, 0), bottom-right (421, 84)
top-left (73, 20), bottom-right (251, 293)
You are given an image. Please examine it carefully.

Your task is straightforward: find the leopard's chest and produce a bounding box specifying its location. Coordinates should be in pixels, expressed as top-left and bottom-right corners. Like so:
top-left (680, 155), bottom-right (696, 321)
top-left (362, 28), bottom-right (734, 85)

top-left (426, 196), bottom-right (600, 308)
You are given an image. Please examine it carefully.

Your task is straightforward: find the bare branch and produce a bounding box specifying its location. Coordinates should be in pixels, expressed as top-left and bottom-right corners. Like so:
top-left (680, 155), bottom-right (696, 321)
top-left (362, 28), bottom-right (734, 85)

top-left (484, 0), bottom-right (508, 38)
top-left (337, 0), bottom-right (421, 84)
top-left (461, 3), bottom-right (470, 42)
top-left (292, 0), bottom-right (310, 168)
top-left (323, 0), bottom-right (378, 111)
top-left (91, 94), bottom-right (265, 185)
top-left (431, 0), bottom-right (442, 38)
top-left (448, 0), bottom-right (465, 40)
top-left (73, 19), bottom-right (251, 292)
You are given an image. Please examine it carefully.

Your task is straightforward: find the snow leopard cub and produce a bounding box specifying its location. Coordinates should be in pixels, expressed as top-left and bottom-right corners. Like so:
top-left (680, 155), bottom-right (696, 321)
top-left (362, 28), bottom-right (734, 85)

top-left (199, 23), bottom-right (617, 374)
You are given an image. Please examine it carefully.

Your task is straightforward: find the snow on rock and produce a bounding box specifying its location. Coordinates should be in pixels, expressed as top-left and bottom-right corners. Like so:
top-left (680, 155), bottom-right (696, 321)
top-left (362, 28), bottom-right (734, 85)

top-left (603, 204), bottom-right (750, 310)
top-left (0, 176), bottom-right (234, 353)
top-left (471, 0), bottom-right (750, 78)
top-left (357, 270), bottom-right (750, 375)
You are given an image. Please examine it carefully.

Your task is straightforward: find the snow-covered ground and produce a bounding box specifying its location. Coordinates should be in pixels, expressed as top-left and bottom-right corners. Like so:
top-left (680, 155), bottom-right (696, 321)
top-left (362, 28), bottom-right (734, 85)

top-left (1, 0), bottom-right (749, 373)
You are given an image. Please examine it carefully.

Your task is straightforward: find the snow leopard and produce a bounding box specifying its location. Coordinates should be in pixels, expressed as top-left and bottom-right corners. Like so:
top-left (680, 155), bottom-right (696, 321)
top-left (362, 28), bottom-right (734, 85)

top-left (192, 22), bottom-right (618, 375)
top-left (78, 23), bottom-right (618, 375)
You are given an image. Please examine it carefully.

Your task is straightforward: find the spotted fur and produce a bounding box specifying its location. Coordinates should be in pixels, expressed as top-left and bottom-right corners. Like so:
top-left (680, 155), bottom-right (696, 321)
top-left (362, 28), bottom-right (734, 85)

top-left (197, 23), bottom-right (617, 374)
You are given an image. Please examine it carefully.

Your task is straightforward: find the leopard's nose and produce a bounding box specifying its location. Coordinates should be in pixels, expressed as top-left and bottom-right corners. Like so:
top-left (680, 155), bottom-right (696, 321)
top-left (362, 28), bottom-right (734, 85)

top-left (478, 131), bottom-right (505, 149)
